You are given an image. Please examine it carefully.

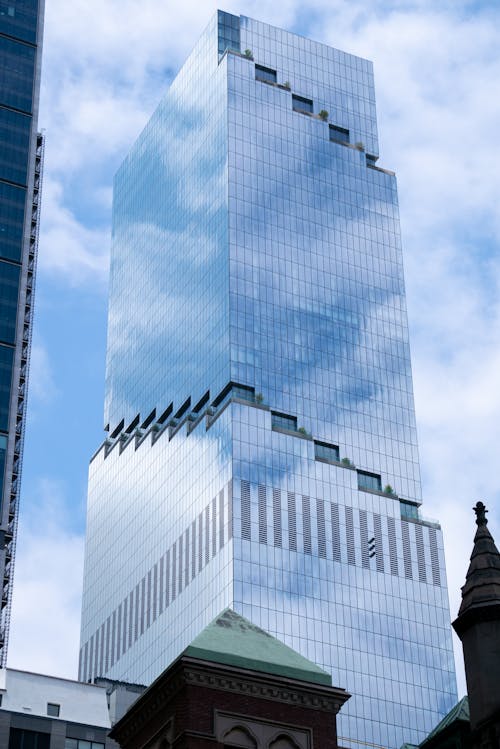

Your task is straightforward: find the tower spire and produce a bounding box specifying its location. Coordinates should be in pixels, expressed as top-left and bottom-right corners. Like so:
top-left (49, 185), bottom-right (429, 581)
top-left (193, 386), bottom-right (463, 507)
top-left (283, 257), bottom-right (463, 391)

top-left (473, 500), bottom-right (488, 526)
top-left (453, 503), bottom-right (500, 735)
top-left (455, 502), bottom-right (500, 622)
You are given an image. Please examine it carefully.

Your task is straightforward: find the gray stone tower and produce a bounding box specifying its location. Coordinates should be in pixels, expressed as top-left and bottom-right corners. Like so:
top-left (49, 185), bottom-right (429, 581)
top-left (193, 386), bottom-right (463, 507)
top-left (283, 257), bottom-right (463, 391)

top-left (452, 502), bottom-right (500, 745)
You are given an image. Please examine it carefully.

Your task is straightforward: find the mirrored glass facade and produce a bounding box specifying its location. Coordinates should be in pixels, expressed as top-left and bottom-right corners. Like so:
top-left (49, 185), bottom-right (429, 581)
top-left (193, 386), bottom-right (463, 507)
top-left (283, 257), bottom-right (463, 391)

top-left (80, 12), bottom-right (457, 749)
top-left (0, 0), bottom-right (44, 665)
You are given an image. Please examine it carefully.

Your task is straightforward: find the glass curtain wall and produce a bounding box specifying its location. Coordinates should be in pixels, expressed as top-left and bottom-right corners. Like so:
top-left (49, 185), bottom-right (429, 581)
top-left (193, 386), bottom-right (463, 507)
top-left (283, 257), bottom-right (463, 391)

top-left (80, 13), bottom-right (457, 749)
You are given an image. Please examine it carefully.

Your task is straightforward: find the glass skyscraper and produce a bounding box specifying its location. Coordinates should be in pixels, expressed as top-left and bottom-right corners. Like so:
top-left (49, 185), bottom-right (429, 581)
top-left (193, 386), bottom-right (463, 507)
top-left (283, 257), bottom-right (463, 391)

top-left (0, 0), bottom-right (44, 666)
top-left (79, 12), bottom-right (457, 748)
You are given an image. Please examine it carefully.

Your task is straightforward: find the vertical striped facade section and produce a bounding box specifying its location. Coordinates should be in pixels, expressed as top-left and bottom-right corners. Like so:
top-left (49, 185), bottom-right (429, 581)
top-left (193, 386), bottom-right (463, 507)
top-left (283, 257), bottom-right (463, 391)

top-left (359, 509), bottom-right (370, 568)
top-left (228, 479), bottom-right (233, 541)
top-left (387, 517), bottom-right (399, 576)
top-left (105, 618), bottom-right (110, 673)
top-left (234, 481), bottom-right (445, 593)
top-left (219, 490), bottom-right (225, 551)
top-left (198, 514), bottom-right (203, 572)
top-left (185, 526), bottom-right (190, 587)
top-left (331, 503), bottom-right (341, 562)
top-left (428, 527), bottom-right (441, 586)
top-left (273, 488), bottom-right (282, 547)
top-left (212, 496), bottom-right (217, 558)
top-left (80, 481), bottom-right (233, 682)
top-left (316, 499), bottom-right (326, 559)
top-left (111, 610), bottom-right (116, 666)
top-left (147, 569), bottom-right (152, 628)
top-left (191, 521), bottom-right (196, 581)
top-left (345, 507), bottom-right (356, 565)
top-left (88, 637), bottom-right (93, 677)
top-left (95, 628), bottom-right (100, 673)
top-left (165, 550), bottom-right (170, 615)
top-left (302, 496), bottom-right (312, 555)
top-left (204, 506), bottom-right (210, 565)
top-left (401, 521), bottom-right (413, 579)
top-left (241, 479), bottom-right (251, 540)
top-left (159, 555), bottom-right (165, 616)
top-left (100, 620), bottom-right (105, 671)
top-left (80, 478), bottom-right (445, 683)
top-left (288, 492), bottom-right (297, 551)
top-left (414, 523), bottom-right (427, 583)
top-left (171, 540), bottom-right (177, 602)
top-left (258, 485), bottom-right (267, 544)
top-left (373, 514), bottom-right (384, 573)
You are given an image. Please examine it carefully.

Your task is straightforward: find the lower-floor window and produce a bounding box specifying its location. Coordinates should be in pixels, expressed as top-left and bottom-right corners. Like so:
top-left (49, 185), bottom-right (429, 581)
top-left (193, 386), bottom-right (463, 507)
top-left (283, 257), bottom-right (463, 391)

top-left (9, 728), bottom-right (50, 749)
top-left (357, 470), bottom-right (382, 492)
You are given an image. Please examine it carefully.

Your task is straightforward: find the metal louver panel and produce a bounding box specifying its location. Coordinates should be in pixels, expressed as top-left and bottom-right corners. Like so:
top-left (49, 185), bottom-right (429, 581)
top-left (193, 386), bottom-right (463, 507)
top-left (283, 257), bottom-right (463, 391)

top-left (360, 509), bottom-right (370, 568)
top-left (219, 489), bottom-right (225, 550)
top-left (317, 498), bottom-right (326, 558)
top-left (374, 514), bottom-right (384, 573)
top-left (387, 517), bottom-right (399, 576)
top-left (273, 488), bottom-right (282, 547)
top-left (345, 506), bottom-right (356, 565)
top-left (331, 503), bottom-right (341, 562)
top-left (241, 480), bottom-right (251, 540)
top-left (401, 521), bottom-right (413, 579)
top-left (428, 527), bottom-right (441, 586)
top-left (415, 523), bottom-right (427, 583)
top-left (288, 492), bottom-right (297, 551)
top-left (258, 484), bottom-right (267, 544)
top-left (302, 495), bottom-right (312, 554)
top-left (212, 496), bottom-right (217, 558)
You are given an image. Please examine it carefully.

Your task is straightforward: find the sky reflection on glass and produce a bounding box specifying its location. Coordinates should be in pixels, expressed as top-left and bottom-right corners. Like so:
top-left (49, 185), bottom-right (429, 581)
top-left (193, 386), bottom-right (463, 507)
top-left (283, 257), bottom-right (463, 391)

top-left (80, 13), bottom-right (457, 749)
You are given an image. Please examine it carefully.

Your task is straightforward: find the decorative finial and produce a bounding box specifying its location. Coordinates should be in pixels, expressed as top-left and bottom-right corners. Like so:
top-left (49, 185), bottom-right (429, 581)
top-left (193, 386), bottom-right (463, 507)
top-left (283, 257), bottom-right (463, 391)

top-left (474, 501), bottom-right (488, 526)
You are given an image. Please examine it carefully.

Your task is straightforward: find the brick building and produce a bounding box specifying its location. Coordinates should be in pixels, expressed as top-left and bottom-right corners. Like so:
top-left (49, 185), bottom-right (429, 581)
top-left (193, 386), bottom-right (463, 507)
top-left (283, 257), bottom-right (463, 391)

top-left (110, 609), bottom-right (350, 749)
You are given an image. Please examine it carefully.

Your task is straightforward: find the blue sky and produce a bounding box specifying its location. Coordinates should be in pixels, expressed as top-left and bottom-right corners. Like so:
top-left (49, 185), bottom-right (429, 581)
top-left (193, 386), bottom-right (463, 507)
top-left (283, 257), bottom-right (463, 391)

top-left (7, 0), bottom-right (500, 700)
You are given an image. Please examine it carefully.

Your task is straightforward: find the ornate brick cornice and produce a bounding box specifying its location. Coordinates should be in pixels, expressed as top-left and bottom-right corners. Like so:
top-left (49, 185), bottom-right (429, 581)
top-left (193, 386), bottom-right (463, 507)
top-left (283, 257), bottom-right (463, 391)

top-left (182, 660), bottom-right (348, 712)
top-left (110, 655), bottom-right (350, 746)
top-left (110, 663), bottom-right (185, 744)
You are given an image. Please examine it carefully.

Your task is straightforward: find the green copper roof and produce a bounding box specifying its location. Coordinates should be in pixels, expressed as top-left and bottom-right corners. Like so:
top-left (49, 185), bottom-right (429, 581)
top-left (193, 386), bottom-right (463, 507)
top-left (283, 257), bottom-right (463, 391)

top-left (422, 697), bottom-right (470, 744)
top-left (184, 608), bottom-right (332, 686)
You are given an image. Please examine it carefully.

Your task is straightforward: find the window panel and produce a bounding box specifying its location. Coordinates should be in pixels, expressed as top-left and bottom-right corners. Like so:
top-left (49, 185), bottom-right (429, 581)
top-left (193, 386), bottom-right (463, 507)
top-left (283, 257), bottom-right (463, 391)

top-left (357, 470), bottom-right (382, 492)
top-left (0, 0), bottom-right (39, 43)
top-left (255, 64), bottom-right (276, 84)
top-left (0, 181), bottom-right (25, 261)
top-left (292, 94), bottom-right (313, 113)
top-left (0, 35), bottom-right (35, 112)
top-left (0, 107), bottom-right (31, 185)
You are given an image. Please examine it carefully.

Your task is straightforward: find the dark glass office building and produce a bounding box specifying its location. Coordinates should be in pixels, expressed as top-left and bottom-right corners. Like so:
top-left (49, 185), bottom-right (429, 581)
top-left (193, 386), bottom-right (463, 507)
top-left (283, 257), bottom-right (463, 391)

top-left (80, 12), bottom-right (457, 749)
top-left (0, 0), bottom-right (44, 664)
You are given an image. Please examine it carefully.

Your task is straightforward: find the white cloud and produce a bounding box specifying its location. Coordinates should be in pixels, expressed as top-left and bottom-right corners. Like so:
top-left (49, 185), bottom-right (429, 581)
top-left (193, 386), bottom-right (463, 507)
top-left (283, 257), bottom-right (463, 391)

top-left (38, 177), bottom-right (109, 284)
top-left (28, 342), bottom-right (58, 406)
top-left (305, 3), bottom-right (500, 698)
top-left (8, 480), bottom-right (84, 678)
